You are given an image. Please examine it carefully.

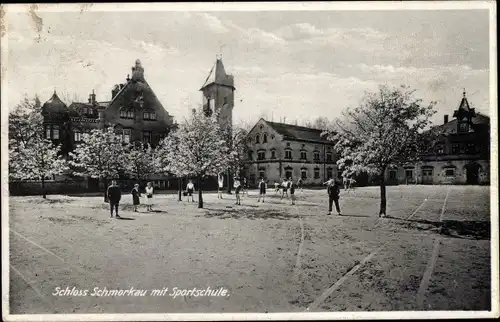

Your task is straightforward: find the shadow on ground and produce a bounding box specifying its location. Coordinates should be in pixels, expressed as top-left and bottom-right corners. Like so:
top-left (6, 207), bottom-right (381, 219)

top-left (201, 208), bottom-right (299, 220)
top-left (387, 217), bottom-right (490, 240)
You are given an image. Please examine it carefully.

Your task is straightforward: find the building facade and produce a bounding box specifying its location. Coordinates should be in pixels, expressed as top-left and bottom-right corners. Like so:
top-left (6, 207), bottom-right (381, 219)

top-left (40, 59), bottom-right (175, 189)
top-left (245, 119), bottom-right (338, 186)
top-left (385, 91), bottom-right (490, 185)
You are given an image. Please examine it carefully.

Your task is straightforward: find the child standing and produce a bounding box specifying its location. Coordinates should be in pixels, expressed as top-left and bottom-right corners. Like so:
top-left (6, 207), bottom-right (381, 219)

top-left (131, 183), bottom-right (141, 212)
top-left (217, 174), bottom-right (224, 199)
top-left (257, 178), bottom-right (267, 203)
top-left (233, 177), bottom-right (241, 205)
top-left (281, 178), bottom-right (288, 200)
top-left (274, 180), bottom-right (280, 194)
top-left (297, 178), bottom-right (303, 193)
top-left (186, 180), bottom-right (195, 203)
top-left (242, 178), bottom-right (249, 197)
top-left (145, 182), bottom-right (154, 211)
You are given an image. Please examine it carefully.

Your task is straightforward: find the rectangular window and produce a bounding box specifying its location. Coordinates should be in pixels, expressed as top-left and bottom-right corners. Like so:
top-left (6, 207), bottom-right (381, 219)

top-left (458, 122), bottom-right (469, 133)
top-left (445, 169), bottom-right (455, 176)
top-left (285, 150), bottom-right (292, 159)
top-left (143, 131), bottom-right (151, 144)
top-left (271, 150), bottom-right (276, 159)
top-left (301, 169), bottom-right (307, 179)
top-left (259, 171), bottom-right (265, 179)
top-left (123, 129), bottom-right (131, 144)
top-left (451, 144), bottom-right (460, 154)
top-left (45, 125), bottom-right (51, 139)
top-left (466, 143), bottom-right (476, 154)
top-left (436, 145), bottom-right (444, 154)
top-left (258, 151), bottom-right (265, 160)
top-left (300, 151), bottom-right (307, 160)
top-left (389, 170), bottom-right (397, 180)
top-left (326, 169), bottom-right (333, 180)
top-left (326, 153), bottom-right (332, 162)
top-left (74, 131), bottom-right (82, 142)
top-left (314, 152), bottom-right (320, 161)
top-left (248, 151), bottom-right (253, 161)
top-left (224, 96), bottom-right (228, 105)
top-left (52, 125), bottom-right (59, 139)
top-left (422, 169), bottom-right (433, 176)
top-left (405, 170), bottom-right (413, 179)
top-left (314, 168), bottom-right (320, 179)
top-left (285, 170), bottom-right (293, 179)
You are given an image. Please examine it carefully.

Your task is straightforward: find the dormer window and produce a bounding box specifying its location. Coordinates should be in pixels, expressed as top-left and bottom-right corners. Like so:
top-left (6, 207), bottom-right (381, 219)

top-left (52, 125), bottom-right (60, 140)
top-left (143, 111), bottom-right (157, 121)
top-left (458, 122), bottom-right (469, 133)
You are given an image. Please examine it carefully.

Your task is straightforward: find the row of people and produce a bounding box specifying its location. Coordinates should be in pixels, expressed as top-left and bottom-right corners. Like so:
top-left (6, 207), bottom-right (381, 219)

top-left (106, 178), bottom-right (343, 218)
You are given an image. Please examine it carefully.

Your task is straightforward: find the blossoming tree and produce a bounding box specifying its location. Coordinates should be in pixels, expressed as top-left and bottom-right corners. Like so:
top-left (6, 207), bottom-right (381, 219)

top-left (327, 85), bottom-right (437, 217)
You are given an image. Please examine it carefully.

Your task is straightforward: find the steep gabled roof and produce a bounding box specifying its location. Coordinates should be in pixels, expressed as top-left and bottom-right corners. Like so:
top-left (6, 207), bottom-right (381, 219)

top-left (264, 120), bottom-right (331, 143)
top-left (453, 90), bottom-right (476, 119)
top-left (200, 58), bottom-right (235, 90)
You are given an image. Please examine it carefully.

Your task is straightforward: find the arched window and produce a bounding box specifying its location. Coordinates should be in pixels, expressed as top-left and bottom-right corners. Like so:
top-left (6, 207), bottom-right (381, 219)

top-left (248, 150), bottom-right (253, 161)
top-left (255, 134), bottom-right (260, 144)
top-left (314, 167), bottom-right (320, 179)
top-left (263, 133), bottom-right (268, 143)
top-left (270, 148), bottom-right (277, 159)
top-left (326, 152), bottom-right (332, 162)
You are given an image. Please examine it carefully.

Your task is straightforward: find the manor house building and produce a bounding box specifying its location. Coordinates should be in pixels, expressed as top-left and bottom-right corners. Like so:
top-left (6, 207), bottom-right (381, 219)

top-left (41, 59), bottom-right (175, 189)
top-left (385, 91), bottom-right (490, 185)
top-left (245, 119), bottom-right (338, 186)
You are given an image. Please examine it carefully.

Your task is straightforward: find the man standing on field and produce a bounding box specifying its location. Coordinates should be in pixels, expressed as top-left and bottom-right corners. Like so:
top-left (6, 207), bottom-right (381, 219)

top-left (327, 179), bottom-right (342, 216)
top-left (107, 179), bottom-right (122, 219)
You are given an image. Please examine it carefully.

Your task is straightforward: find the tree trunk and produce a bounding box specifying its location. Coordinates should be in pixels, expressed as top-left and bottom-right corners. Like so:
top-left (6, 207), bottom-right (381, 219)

top-left (41, 176), bottom-right (46, 199)
top-left (198, 176), bottom-right (203, 208)
top-left (178, 177), bottom-right (182, 201)
top-left (379, 172), bottom-right (387, 216)
top-left (227, 169), bottom-right (232, 194)
top-left (103, 178), bottom-right (109, 203)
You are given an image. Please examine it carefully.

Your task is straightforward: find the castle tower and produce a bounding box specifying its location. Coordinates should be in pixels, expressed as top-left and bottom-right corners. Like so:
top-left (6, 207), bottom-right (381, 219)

top-left (199, 56), bottom-right (235, 131)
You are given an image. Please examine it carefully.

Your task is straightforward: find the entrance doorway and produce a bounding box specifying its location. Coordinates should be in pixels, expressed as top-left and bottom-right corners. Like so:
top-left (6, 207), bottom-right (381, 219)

top-left (421, 167), bottom-right (434, 184)
top-left (465, 163), bottom-right (480, 185)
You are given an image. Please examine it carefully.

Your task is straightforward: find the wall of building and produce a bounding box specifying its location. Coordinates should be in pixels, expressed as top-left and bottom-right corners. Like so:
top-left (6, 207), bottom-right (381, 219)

top-left (385, 159), bottom-right (490, 185)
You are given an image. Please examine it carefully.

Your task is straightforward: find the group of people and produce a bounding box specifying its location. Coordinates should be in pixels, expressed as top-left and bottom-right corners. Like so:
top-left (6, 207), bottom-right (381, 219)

top-left (105, 175), bottom-right (344, 219)
top-left (106, 180), bottom-right (155, 218)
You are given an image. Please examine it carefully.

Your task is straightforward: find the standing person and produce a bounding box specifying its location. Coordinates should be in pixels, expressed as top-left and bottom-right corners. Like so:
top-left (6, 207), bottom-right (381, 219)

top-left (281, 178), bottom-right (288, 200)
top-left (145, 182), bottom-right (154, 211)
top-left (131, 183), bottom-right (141, 212)
top-left (257, 178), bottom-right (267, 203)
top-left (233, 177), bottom-right (242, 205)
top-left (274, 180), bottom-right (280, 194)
top-left (217, 173), bottom-right (224, 199)
top-left (297, 178), bottom-right (303, 193)
top-left (107, 180), bottom-right (121, 219)
top-left (242, 178), bottom-right (249, 197)
top-left (186, 179), bottom-right (195, 203)
top-left (290, 180), bottom-right (297, 205)
top-left (327, 179), bottom-right (342, 216)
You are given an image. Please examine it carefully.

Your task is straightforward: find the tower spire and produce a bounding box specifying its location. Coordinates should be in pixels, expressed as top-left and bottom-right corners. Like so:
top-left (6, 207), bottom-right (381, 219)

top-left (463, 88), bottom-right (466, 98)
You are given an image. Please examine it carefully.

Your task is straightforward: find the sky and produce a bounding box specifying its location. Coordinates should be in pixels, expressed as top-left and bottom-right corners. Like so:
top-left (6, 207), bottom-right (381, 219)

top-left (3, 4), bottom-right (492, 127)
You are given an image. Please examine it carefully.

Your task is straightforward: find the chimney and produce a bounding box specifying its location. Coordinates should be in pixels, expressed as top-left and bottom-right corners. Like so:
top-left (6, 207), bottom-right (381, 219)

top-left (91, 89), bottom-right (96, 105)
top-left (111, 85), bottom-right (119, 99)
top-left (444, 114), bottom-right (449, 124)
top-left (88, 95), bottom-right (92, 103)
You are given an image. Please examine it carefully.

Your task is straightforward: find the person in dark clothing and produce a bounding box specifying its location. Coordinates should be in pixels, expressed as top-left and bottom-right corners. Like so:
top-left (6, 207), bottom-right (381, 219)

top-left (131, 184), bottom-right (141, 212)
top-left (327, 179), bottom-right (342, 216)
top-left (257, 178), bottom-right (267, 203)
top-left (107, 180), bottom-right (122, 218)
top-left (290, 180), bottom-right (297, 205)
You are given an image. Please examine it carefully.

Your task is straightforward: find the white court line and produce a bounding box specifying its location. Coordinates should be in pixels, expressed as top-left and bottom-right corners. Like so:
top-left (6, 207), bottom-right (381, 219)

top-left (416, 237), bottom-right (441, 309)
top-left (10, 264), bottom-right (57, 313)
top-left (306, 247), bottom-right (383, 311)
top-left (415, 186), bottom-right (451, 309)
top-left (10, 229), bottom-right (101, 283)
top-left (293, 217), bottom-right (305, 282)
top-left (306, 186), bottom-right (442, 311)
top-left (439, 187), bottom-right (451, 222)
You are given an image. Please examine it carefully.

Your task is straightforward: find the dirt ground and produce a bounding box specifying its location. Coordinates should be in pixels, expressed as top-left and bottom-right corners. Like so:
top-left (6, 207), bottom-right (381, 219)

top-left (7, 185), bottom-right (491, 314)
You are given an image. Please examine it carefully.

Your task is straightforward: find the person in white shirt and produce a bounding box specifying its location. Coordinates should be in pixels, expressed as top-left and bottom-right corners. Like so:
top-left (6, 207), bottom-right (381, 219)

top-left (233, 177), bottom-right (241, 205)
top-left (217, 174), bottom-right (224, 199)
top-left (145, 182), bottom-right (154, 211)
top-left (281, 178), bottom-right (289, 200)
top-left (186, 180), bottom-right (195, 203)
